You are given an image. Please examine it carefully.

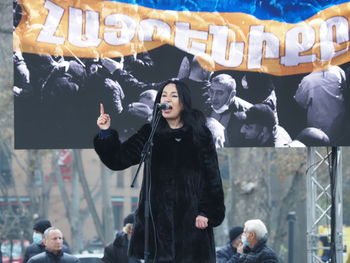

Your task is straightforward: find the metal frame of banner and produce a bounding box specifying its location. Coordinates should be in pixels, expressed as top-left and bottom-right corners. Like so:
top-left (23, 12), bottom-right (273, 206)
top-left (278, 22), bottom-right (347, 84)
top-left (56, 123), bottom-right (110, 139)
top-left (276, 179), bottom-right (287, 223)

top-left (306, 147), bottom-right (343, 263)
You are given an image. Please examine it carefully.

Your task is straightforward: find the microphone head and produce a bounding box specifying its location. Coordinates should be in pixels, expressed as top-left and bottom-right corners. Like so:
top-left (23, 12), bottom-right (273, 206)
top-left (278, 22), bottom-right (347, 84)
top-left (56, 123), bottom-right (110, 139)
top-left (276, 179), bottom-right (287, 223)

top-left (157, 102), bottom-right (172, 110)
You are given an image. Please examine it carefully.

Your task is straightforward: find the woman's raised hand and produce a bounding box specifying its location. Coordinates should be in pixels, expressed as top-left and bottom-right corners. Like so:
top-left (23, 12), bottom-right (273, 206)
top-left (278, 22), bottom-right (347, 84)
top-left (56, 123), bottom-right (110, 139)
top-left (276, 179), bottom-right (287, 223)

top-left (97, 103), bottom-right (111, 130)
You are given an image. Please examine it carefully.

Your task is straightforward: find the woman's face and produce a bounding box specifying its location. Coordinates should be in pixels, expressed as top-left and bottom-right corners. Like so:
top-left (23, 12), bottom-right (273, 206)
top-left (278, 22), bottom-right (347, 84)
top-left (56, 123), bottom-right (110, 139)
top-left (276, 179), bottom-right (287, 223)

top-left (160, 83), bottom-right (184, 122)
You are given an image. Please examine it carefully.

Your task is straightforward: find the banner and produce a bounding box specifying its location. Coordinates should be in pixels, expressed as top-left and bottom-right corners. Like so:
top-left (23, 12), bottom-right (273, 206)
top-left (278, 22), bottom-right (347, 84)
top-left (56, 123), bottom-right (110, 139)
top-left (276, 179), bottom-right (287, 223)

top-left (13, 0), bottom-right (350, 148)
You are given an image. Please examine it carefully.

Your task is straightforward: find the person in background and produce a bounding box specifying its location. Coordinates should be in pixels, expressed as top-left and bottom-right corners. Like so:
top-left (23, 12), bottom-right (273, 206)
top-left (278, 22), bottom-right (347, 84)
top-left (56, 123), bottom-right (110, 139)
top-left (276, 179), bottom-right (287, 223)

top-left (236, 219), bottom-right (278, 263)
top-left (319, 236), bottom-right (330, 262)
top-left (207, 74), bottom-right (252, 147)
top-left (238, 72), bottom-right (278, 123)
top-left (23, 219), bottom-right (70, 263)
top-left (216, 226), bottom-right (244, 263)
top-left (127, 89), bottom-right (158, 123)
top-left (294, 42), bottom-right (347, 144)
top-left (102, 213), bottom-right (141, 263)
top-left (23, 219), bottom-right (52, 263)
top-left (27, 227), bottom-right (77, 263)
top-left (295, 127), bottom-right (330, 146)
top-left (240, 103), bottom-right (291, 147)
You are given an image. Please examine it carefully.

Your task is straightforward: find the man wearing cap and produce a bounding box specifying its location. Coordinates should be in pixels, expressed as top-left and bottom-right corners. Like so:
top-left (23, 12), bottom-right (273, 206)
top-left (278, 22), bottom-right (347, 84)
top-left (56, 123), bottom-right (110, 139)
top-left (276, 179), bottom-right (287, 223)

top-left (23, 219), bottom-right (70, 263)
top-left (216, 226), bottom-right (244, 263)
top-left (102, 213), bottom-right (141, 263)
top-left (27, 227), bottom-right (78, 263)
top-left (240, 103), bottom-right (291, 147)
top-left (23, 219), bottom-right (52, 263)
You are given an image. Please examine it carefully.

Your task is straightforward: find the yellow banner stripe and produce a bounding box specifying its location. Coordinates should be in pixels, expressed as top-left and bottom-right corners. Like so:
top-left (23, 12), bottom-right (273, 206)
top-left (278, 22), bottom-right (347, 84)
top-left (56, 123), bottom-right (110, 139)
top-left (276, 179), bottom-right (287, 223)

top-left (14, 0), bottom-right (350, 76)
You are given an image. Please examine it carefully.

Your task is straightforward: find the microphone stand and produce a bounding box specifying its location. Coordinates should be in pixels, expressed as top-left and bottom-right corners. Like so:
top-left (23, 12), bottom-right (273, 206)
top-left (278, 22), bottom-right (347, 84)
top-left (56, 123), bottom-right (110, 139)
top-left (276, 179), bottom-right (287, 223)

top-left (131, 108), bottom-right (162, 263)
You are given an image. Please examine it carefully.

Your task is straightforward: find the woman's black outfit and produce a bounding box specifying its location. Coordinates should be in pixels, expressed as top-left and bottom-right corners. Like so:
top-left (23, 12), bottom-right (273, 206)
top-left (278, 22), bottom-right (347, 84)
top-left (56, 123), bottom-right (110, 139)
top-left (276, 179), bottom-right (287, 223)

top-left (94, 123), bottom-right (225, 263)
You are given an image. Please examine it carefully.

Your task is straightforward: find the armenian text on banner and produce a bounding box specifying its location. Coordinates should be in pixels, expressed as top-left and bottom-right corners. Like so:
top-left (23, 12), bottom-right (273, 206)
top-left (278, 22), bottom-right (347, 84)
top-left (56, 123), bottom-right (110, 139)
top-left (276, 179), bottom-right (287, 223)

top-left (14, 0), bottom-right (350, 75)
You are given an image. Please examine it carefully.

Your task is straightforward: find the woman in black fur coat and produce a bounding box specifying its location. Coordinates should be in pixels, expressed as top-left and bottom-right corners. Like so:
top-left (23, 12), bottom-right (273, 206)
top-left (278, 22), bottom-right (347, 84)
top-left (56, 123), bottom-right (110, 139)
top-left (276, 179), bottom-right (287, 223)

top-left (94, 79), bottom-right (225, 263)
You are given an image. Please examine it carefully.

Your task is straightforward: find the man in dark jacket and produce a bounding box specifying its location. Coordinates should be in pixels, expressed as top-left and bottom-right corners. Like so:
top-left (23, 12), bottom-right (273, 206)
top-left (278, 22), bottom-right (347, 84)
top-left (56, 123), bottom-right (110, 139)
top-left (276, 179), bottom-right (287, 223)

top-left (206, 73), bottom-right (252, 147)
top-left (216, 226), bottom-right (243, 263)
top-left (239, 104), bottom-right (291, 147)
top-left (102, 213), bottom-right (141, 263)
top-left (236, 219), bottom-right (278, 263)
top-left (23, 219), bottom-right (52, 263)
top-left (23, 219), bottom-right (70, 263)
top-left (27, 227), bottom-right (78, 263)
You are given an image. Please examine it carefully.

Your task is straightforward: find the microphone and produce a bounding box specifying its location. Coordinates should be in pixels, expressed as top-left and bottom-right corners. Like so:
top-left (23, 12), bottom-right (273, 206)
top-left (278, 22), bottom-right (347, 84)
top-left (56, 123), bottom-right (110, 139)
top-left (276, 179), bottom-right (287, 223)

top-left (156, 102), bottom-right (172, 110)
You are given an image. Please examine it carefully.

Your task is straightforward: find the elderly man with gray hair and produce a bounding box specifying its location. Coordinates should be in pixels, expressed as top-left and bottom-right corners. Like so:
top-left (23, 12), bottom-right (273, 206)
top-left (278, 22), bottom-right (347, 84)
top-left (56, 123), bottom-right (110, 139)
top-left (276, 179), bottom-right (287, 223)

top-left (236, 219), bottom-right (278, 263)
top-left (28, 227), bottom-right (78, 263)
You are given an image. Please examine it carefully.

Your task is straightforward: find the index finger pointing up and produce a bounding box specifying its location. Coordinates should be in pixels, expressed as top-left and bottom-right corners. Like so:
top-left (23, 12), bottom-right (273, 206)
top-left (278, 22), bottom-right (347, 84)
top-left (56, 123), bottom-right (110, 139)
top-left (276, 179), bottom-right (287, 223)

top-left (100, 103), bottom-right (105, 115)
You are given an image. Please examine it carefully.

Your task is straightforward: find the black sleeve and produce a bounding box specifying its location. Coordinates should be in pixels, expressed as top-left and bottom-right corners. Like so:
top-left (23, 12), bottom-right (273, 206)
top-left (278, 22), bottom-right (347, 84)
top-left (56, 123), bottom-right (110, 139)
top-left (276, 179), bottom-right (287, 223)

top-left (236, 254), bottom-right (247, 263)
top-left (198, 126), bottom-right (225, 227)
top-left (216, 246), bottom-right (230, 263)
top-left (94, 124), bottom-right (151, 171)
top-left (101, 244), bottom-right (114, 263)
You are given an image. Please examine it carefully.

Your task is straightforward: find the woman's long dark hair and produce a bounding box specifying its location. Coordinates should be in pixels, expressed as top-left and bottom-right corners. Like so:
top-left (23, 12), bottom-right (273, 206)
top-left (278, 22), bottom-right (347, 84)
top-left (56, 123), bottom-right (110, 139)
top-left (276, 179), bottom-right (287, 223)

top-left (154, 78), bottom-right (208, 146)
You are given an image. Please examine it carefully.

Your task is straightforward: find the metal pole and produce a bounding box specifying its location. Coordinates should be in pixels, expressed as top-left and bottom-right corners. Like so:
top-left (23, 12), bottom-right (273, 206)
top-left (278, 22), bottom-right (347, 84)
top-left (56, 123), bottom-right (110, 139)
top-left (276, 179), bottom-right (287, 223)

top-left (288, 211), bottom-right (296, 263)
top-left (334, 148), bottom-right (343, 262)
top-left (306, 147), bottom-right (316, 263)
top-left (306, 147), bottom-right (343, 263)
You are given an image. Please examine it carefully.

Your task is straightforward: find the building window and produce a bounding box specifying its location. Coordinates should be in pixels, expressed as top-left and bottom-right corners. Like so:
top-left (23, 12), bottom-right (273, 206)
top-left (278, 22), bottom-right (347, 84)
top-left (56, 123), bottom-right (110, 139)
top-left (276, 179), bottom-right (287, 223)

top-left (111, 196), bottom-right (124, 230)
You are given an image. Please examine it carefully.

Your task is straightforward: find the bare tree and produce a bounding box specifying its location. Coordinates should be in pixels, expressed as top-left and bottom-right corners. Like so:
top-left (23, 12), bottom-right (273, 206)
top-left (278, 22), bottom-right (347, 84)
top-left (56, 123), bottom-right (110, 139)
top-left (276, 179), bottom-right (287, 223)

top-left (0, 143), bottom-right (32, 261)
top-left (51, 149), bottom-right (115, 252)
top-left (216, 147), bottom-right (307, 261)
top-left (101, 163), bottom-right (115, 244)
top-left (225, 148), bottom-right (271, 226)
top-left (27, 150), bottom-right (52, 219)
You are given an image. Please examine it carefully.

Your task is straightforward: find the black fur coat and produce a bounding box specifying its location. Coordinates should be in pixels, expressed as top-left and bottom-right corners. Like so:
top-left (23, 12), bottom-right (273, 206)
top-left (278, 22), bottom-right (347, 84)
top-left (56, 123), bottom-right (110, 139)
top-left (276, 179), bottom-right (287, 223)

top-left (94, 123), bottom-right (225, 263)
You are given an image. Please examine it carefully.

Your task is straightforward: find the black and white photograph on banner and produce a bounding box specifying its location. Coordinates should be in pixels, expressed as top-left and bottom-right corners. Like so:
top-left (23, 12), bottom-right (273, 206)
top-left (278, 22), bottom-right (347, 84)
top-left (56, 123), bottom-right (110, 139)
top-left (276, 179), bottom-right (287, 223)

top-left (14, 47), bottom-right (350, 149)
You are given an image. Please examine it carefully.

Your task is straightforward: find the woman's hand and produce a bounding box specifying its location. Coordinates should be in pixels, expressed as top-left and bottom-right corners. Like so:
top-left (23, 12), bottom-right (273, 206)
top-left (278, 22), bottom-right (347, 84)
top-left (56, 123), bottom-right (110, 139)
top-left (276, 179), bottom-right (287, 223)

top-left (195, 215), bottom-right (208, 229)
top-left (97, 103), bottom-right (111, 130)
